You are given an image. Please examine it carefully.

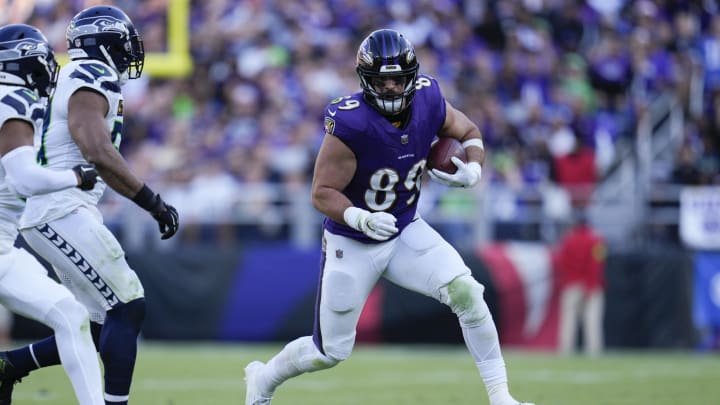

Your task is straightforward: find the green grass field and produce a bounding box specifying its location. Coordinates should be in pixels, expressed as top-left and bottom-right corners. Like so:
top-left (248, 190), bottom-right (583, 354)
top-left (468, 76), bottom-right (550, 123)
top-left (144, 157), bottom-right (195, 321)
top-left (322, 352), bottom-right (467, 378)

top-left (7, 342), bottom-right (719, 404)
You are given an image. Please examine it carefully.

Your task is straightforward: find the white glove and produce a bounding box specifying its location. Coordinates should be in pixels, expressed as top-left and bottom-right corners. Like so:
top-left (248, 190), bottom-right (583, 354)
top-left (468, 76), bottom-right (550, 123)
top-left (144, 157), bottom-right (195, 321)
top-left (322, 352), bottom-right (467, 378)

top-left (428, 157), bottom-right (482, 188)
top-left (343, 207), bottom-right (398, 241)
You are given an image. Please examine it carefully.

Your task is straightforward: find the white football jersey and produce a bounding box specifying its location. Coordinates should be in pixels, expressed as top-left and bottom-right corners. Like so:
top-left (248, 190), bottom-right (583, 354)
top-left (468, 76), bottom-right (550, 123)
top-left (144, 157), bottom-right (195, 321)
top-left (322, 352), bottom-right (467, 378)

top-left (20, 59), bottom-right (124, 229)
top-left (0, 84), bottom-right (46, 250)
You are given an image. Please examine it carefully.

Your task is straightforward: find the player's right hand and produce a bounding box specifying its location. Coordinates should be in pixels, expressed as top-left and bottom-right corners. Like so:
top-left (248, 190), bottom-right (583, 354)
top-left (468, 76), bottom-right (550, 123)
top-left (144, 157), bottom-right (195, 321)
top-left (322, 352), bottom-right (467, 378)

top-left (149, 195), bottom-right (179, 240)
top-left (344, 207), bottom-right (398, 241)
top-left (72, 164), bottom-right (98, 190)
top-left (429, 157), bottom-right (482, 188)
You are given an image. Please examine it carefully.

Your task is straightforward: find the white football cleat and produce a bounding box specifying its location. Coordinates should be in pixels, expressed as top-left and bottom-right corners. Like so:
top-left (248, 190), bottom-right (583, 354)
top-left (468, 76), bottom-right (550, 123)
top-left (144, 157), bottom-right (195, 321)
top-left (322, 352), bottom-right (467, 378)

top-left (244, 361), bottom-right (273, 405)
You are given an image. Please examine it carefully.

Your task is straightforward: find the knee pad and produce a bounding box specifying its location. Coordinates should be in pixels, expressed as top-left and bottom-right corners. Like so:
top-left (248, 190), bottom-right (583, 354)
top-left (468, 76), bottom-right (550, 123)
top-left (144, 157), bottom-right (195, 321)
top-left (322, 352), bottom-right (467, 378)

top-left (325, 271), bottom-right (358, 313)
top-left (321, 340), bottom-right (352, 364)
top-left (288, 336), bottom-right (340, 373)
top-left (442, 275), bottom-right (490, 328)
top-left (44, 297), bottom-right (90, 332)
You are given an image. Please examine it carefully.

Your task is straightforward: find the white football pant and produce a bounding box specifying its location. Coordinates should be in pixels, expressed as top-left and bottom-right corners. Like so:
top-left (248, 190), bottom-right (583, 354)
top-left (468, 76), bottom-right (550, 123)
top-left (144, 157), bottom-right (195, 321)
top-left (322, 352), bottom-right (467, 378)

top-left (317, 217), bottom-right (471, 360)
top-left (20, 206), bottom-right (144, 324)
top-left (260, 217), bottom-right (520, 405)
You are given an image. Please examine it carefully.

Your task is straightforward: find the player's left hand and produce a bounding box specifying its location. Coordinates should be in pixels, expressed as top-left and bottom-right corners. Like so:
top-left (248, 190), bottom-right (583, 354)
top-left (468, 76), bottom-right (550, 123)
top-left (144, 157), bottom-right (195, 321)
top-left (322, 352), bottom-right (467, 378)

top-left (428, 157), bottom-right (482, 188)
top-left (149, 195), bottom-right (179, 239)
top-left (72, 164), bottom-right (99, 190)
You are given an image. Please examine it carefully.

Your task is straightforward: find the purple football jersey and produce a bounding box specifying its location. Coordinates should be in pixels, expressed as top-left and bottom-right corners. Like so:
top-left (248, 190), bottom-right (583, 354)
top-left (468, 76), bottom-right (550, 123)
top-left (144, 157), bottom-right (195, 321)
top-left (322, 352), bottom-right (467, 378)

top-left (323, 75), bottom-right (446, 243)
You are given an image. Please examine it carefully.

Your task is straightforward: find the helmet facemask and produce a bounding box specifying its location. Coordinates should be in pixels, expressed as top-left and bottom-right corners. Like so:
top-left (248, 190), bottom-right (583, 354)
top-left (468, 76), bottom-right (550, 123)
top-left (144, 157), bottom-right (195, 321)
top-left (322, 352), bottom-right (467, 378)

top-left (32, 51), bottom-right (59, 97)
top-left (358, 69), bottom-right (418, 115)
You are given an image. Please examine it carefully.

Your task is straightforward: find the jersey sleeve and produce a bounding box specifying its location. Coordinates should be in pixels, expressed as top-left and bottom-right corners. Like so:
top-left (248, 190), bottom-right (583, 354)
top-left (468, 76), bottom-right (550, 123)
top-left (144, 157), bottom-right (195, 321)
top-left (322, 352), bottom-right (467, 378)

top-left (0, 88), bottom-right (44, 132)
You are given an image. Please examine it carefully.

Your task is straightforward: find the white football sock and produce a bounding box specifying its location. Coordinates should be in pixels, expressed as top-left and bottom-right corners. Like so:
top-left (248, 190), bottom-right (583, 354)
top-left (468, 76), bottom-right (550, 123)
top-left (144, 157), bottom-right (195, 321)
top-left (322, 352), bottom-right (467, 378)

top-left (461, 316), bottom-right (516, 404)
top-left (263, 336), bottom-right (337, 392)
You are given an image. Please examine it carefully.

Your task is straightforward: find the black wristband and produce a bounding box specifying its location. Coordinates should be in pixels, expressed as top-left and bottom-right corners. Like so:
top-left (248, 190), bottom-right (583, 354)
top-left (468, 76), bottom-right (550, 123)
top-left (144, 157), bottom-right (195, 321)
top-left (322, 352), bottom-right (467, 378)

top-left (132, 184), bottom-right (157, 211)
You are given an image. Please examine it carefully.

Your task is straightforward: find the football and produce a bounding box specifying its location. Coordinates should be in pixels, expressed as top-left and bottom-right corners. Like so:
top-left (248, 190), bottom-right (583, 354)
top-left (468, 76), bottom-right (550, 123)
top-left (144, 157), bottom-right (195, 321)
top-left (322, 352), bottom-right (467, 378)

top-left (428, 137), bottom-right (467, 174)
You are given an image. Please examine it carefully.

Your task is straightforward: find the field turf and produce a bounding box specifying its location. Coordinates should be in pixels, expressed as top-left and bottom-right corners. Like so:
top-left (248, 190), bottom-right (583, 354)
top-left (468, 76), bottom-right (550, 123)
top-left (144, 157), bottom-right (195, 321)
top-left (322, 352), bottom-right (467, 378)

top-left (8, 342), bottom-right (719, 404)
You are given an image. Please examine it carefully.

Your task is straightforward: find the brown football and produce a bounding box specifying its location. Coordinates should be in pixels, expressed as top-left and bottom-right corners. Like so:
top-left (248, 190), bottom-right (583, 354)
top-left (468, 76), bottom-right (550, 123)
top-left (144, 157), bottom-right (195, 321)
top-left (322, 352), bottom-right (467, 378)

top-left (428, 137), bottom-right (466, 174)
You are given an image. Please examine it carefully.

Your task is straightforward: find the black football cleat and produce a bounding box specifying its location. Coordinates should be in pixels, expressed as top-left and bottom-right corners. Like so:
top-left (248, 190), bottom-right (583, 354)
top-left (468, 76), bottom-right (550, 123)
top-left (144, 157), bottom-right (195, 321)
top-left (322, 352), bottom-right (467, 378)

top-left (0, 353), bottom-right (27, 405)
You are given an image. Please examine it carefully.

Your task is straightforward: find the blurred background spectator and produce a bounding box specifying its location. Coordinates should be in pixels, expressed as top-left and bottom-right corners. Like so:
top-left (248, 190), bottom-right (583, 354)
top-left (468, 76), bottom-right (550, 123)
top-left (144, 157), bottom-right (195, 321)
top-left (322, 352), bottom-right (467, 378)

top-left (554, 210), bottom-right (607, 357)
top-left (0, 0), bottom-right (717, 248)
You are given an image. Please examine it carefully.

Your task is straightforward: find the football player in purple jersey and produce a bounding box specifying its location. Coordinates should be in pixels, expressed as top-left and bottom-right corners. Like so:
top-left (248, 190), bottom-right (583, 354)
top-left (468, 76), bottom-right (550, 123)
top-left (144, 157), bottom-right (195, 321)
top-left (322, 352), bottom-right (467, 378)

top-left (244, 29), bottom-right (534, 405)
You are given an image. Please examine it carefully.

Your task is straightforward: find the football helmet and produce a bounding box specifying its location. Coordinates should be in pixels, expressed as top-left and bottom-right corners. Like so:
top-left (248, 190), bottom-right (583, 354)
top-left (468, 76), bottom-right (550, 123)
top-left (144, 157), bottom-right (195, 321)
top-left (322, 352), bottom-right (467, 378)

top-left (356, 29), bottom-right (419, 116)
top-left (66, 5), bottom-right (144, 82)
top-left (0, 24), bottom-right (58, 97)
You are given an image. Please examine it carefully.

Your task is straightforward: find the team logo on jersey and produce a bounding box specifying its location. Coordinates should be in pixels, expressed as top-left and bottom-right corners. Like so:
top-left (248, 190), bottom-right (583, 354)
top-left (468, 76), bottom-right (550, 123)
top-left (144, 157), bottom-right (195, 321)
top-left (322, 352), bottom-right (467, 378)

top-left (335, 249), bottom-right (343, 259)
top-left (401, 134), bottom-right (409, 144)
top-left (117, 99), bottom-right (124, 116)
top-left (324, 116), bottom-right (335, 135)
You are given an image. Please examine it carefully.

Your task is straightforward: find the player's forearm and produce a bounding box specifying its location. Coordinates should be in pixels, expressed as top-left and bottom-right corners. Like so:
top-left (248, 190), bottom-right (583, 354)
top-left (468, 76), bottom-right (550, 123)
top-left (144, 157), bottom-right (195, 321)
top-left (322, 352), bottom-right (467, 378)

top-left (1, 146), bottom-right (77, 196)
top-left (312, 186), bottom-right (353, 224)
top-left (91, 146), bottom-right (144, 199)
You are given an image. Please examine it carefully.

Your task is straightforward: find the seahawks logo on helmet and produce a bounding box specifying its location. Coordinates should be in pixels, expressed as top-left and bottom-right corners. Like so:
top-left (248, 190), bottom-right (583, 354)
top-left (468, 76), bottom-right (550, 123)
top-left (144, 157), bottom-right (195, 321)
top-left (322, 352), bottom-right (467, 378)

top-left (19, 41), bottom-right (45, 53)
top-left (68, 18), bottom-right (130, 40)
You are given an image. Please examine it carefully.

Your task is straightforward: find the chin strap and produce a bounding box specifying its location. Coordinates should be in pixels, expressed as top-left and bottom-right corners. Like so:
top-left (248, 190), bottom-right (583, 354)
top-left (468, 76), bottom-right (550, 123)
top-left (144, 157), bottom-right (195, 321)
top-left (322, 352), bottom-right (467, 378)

top-left (99, 45), bottom-right (120, 73)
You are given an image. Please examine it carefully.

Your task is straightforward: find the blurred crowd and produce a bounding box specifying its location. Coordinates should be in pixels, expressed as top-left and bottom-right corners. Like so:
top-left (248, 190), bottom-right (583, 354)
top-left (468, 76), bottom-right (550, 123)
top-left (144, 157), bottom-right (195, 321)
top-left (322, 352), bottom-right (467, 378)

top-left (6, 0), bottom-right (720, 228)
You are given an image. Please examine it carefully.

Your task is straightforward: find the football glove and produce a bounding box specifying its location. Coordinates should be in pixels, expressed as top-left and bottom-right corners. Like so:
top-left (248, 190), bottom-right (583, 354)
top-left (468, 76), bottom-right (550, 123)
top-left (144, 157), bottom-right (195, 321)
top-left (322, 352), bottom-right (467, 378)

top-left (343, 207), bottom-right (398, 241)
top-left (148, 195), bottom-right (179, 240)
top-left (132, 185), bottom-right (180, 240)
top-left (428, 157), bottom-right (482, 188)
top-left (72, 164), bottom-right (99, 191)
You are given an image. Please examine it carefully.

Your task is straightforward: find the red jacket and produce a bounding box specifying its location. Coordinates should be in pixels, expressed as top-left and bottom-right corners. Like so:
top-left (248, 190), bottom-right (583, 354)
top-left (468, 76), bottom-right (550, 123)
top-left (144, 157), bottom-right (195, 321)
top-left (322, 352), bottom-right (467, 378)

top-left (554, 224), bottom-right (607, 292)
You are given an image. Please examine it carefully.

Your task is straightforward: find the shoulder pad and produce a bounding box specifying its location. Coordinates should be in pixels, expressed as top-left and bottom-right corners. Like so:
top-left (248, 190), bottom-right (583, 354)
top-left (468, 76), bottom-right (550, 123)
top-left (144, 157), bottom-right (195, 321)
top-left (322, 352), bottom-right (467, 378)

top-left (67, 61), bottom-right (121, 94)
top-left (0, 87), bottom-right (44, 129)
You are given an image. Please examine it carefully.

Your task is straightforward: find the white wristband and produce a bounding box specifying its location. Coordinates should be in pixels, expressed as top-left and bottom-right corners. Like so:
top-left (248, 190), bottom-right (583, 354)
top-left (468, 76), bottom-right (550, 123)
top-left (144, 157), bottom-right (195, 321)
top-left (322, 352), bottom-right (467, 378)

top-left (343, 206), bottom-right (368, 231)
top-left (462, 138), bottom-right (484, 151)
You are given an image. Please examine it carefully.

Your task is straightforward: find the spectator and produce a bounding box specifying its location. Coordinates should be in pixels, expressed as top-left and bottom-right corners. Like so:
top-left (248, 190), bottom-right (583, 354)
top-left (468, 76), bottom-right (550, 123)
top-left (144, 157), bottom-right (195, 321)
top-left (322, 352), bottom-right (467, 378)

top-left (550, 132), bottom-right (598, 208)
top-left (671, 143), bottom-right (703, 185)
top-left (554, 211), bottom-right (607, 356)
